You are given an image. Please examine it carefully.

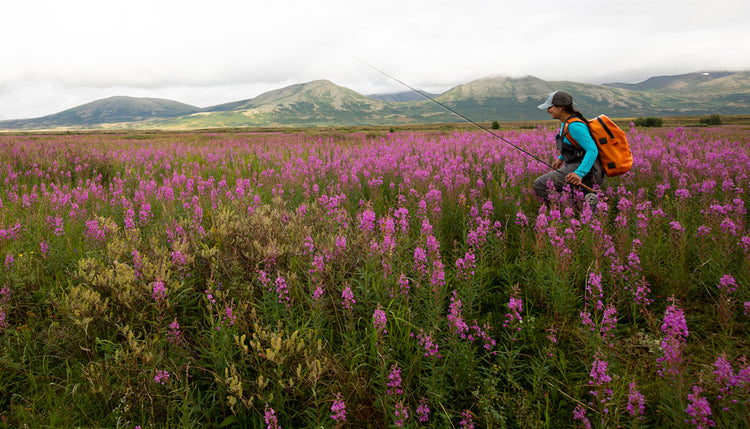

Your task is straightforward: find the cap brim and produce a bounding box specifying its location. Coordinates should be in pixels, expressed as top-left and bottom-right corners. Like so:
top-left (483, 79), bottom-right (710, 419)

top-left (537, 101), bottom-right (552, 110)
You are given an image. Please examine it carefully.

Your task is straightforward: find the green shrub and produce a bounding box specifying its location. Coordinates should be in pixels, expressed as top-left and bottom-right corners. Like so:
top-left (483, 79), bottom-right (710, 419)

top-left (634, 117), bottom-right (663, 127)
top-left (491, 120), bottom-right (500, 130)
top-left (699, 114), bottom-right (722, 126)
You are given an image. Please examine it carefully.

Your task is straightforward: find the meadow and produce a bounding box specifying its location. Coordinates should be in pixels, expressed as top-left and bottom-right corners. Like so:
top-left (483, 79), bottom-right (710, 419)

top-left (0, 123), bottom-right (748, 428)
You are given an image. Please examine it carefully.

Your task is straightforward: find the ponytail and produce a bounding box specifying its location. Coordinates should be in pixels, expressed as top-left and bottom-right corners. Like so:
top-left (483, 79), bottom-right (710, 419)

top-left (562, 105), bottom-right (587, 122)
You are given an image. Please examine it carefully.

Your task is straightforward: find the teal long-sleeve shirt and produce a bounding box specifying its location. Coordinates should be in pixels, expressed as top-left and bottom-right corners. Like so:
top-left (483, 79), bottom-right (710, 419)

top-left (559, 121), bottom-right (598, 177)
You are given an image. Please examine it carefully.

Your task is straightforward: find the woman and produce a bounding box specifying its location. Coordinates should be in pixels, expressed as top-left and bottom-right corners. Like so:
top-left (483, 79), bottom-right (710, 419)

top-left (533, 91), bottom-right (604, 203)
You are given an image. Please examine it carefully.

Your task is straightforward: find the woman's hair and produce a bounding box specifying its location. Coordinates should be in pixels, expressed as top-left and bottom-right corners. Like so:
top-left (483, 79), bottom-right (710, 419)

top-left (561, 104), bottom-right (587, 122)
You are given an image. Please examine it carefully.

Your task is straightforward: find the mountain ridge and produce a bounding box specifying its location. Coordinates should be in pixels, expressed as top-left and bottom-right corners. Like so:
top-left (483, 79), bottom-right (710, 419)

top-left (2, 71), bottom-right (748, 131)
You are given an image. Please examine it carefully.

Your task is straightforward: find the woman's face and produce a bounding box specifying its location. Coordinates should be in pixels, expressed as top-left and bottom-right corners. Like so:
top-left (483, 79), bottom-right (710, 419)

top-left (547, 105), bottom-right (563, 120)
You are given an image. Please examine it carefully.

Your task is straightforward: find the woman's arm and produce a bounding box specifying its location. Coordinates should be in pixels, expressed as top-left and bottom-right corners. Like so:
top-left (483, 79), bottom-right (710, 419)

top-left (566, 121), bottom-right (598, 177)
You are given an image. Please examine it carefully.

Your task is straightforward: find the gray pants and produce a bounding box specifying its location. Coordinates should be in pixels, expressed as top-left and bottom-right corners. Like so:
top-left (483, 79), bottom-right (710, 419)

top-left (533, 162), bottom-right (604, 202)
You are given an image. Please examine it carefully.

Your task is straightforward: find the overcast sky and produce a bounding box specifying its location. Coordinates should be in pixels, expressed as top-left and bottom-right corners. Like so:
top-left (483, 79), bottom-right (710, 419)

top-left (2, 0), bottom-right (749, 120)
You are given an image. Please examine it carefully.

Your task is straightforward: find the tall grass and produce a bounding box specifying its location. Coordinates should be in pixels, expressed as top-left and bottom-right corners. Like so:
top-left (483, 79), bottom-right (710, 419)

top-left (0, 125), bottom-right (748, 428)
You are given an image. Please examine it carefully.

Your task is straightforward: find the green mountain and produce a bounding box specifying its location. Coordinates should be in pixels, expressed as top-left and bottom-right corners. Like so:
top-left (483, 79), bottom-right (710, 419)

top-left (2, 71), bottom-right (748, 131)
top-left (161, 80), bottom-right (406, 128)
top-left (1, 96), bottom-right (200, 130)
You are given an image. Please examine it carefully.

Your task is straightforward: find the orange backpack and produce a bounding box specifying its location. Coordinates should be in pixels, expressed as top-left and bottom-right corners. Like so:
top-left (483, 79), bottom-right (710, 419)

top-left (563, 115), bottom-right (633, 177)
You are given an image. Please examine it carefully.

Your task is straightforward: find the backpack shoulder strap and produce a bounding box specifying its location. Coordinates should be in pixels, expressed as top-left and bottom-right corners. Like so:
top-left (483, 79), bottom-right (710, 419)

top-left (562, 116), bottom-right (586, 148)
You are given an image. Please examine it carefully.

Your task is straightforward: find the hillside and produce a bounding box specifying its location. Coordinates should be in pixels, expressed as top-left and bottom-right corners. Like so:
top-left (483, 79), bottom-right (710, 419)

top-left (0, 96), bottom-right (200, 130)
top-left (1, 71), bottom-right (749, 131)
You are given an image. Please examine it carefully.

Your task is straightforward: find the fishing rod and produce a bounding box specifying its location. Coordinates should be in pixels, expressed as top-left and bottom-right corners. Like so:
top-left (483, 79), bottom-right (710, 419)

top-left (353, 57), bottom-right (597, 194)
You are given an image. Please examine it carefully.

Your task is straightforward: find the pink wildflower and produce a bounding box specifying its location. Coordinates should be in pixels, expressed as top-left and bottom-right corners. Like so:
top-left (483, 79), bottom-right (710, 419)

top-left (416, 397), bottom-right (430, 422)
top-left (152, 280), bottom-right (167, 302)
top-left (331, 393), bottom-right (346, 423)
top-left (685, 385), bottom-right (715, 428)
top-left (386, 363), bottom-right (402, 395)
top-left (373, 305), bottom-right (388, 337)
top-left (627, 381), bottom-right (646, 417)
top-left (264, 403), bottom-right (281, 429)
top-left (342, 286), bottom-right (355, 311)
top-left (154, 370), bottom-right (170, 385)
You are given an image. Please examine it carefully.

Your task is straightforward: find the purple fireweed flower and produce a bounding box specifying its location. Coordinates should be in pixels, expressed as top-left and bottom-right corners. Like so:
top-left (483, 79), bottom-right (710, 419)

top-left (657, 299), bottom-right (689, 378)
top-left (302, 236), bottom-right (314, 255)
top-left (264, 403), bottom-right (281, 429)
top-left (394, 401), bottom-right (408, 427)
top-left (661, 300), bottom-right (689, 338)
top-left (395, 207), bottom-right (410, 233)
top-left (152, 280), bottom-right (167, 302)
top-left (720, 218), bottom-right (738, 236)
top-left (601, 304), bottom-right (617, 346)
top-left (685, 385), bottom-right (715, 428)
top-left (310, 253), bottom-right (326, 274)
top-left (205, 289), bottom-right (217, 305)
top-left (342, 286), bottom-right (355, 312)
top-left (221, 306), bottom-right (236, 327)
top-left (456, 252), bottom-right (476, 280)
top-left (312, 285), bottom-right (325, 301)
top-left (0, 286), bottom-right (9, 307)
top-left (274, 276), bottom-right (291, 307)
top-left (573, 404), bottom-right (592, 429)
top-left (586, 352), bottom-right (614, 418)
top-left (589, 352), bottom-right (613, 400)
top-left (373, 305), bottom-right (388, 337)
top-left (139, 202), bottom-right (153, 224)
top-left (331, 393), bottom-right (346, 422)
top-left (425, 234), bottom-right (440, 255)
top-left (413, 328), bottom-right (441, 358)
top-left (448, 291), bottom-right (469, 336)
top-left (132, 250), bottom-right (142, 278)
top-left (627, 381), bottom-right (646, 417)
top-left (413, 247), bottom-right (427, 274)
top-left (416, 397), bottom-right (430, 422)
top-left (359, 209), bottom-right (376, 232)
top-left (171, 249), bottom-right (187, 270)
top-left (459, 409), bottom-right (474, 429)
top-left (335, 235), bottom-right (347, 254)
top-left (503, 286), bottom-right (523, 332)
top-left (154, 370), bottom-right (170, 385)
top-left (258, 270), bottom-right (270, 288)
top-left (580, 309), bottom-right (595, 331)
top-left (0, 309), bottom-right (7, 334)
top-left (718, 274), bottom-right (737, 294)
top-left (713, 354), bottom-right (735, 402)
top-left (675, 188), bottom-right (691, 199)
top-left (47, 216), bottom-right (65, 236)
top-left (167, 319), bottom-right (181, 344)
top-left (515, 209), bottom-right (528, 227)
top-left (397, 273), bottom-right (410, 297)
top-left (420, 216), bottom-right (433, 235)
top-left (471, 322), bottom-right (497, 351)
top-left (381, 216), bottom-right (396, 236)
top-left (40, 241), bottom-right (49, 257)
top-left (482, 199), bottom-right (494, 217)
top-left (633, 277), bottom-right (653, 306)
top-left (546, 325), bottom-right (558, 356)
top-left (430, 259), bottom-right (446, 292)
top-left (586, 271), bottom-right (604, 311)
top-left (386, 363), bottom-right (402, 395)
top-left (4, 254), bottom-right (13, 269)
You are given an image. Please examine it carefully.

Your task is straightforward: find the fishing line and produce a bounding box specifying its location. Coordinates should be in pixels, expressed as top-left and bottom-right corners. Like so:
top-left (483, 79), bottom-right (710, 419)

top-left (352, 56), bottom-right (597, 193)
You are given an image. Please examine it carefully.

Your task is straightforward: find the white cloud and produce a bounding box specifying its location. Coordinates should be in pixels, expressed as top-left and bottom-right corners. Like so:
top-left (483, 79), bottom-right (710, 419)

top-left (2, 0), bottom-right (749, 119)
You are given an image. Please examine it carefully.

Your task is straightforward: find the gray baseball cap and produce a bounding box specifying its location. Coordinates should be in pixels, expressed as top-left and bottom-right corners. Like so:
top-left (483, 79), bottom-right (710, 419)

top-left (538, 91), bottom-right (573, 110)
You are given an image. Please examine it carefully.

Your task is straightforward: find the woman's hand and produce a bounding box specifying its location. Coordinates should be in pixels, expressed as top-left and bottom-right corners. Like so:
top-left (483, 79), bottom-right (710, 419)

top-left (566, 172), bottom-right (582, 186)
top-left (552, 158), bottom-right (563, 169)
